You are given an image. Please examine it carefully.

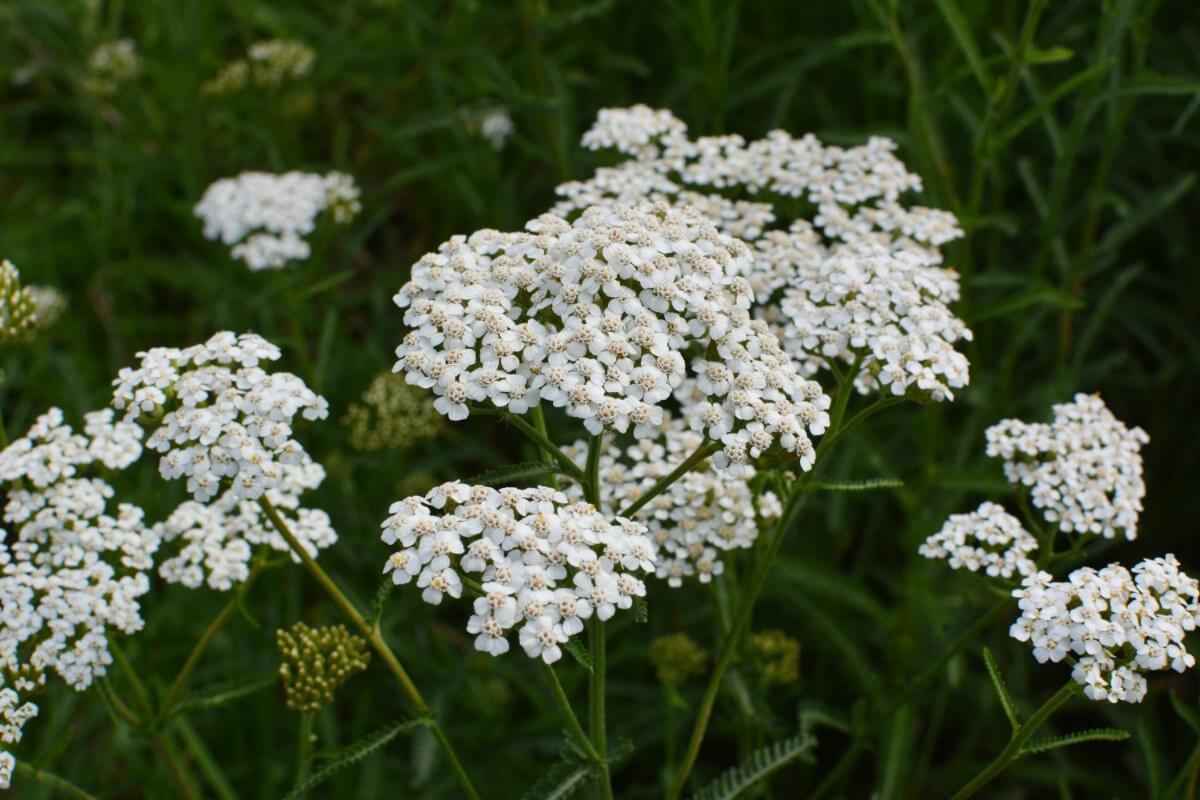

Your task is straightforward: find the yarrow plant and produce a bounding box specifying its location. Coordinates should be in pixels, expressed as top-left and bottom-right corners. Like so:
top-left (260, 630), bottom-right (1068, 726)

top-left (1011, 555), bottom-right (1200, 704)
top-left (919, 501), bottom-right (1037, 579)
top-left (986, 393), bottom-right (1148, 540)
top-left (393, 203), bottom-right (831, 473)
top-left (276, 622), bottom-right (371, 713)
top-left (195, 172), bottom-right (361, 270)
top-left (342, 371), bottom-right (444, 452)
top-left (381, 483), bottom-right (654, 662)
top-left (555, 105), bottom-right (972, 401)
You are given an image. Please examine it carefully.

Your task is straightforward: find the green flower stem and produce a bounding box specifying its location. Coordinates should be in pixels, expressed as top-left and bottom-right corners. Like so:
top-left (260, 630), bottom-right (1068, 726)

top-left (585, 433), bottom-right (603, 506)
top-left (157, 553), bottom-right (268, 724)
top-left (14, 762), bottom-right (99, 800)
top-left (529, 404), bottom-right (560, 488)
top-left (295, 711), bottom-right (316, 786)
top-left (618, 440), bottom-right (721, 519)
top-left (542, 663), bottom-right (601, 762)
top-left (502, 411), bottom-right (587, 483)
top-left (668, 367), bottom-right (865, 800)
top-left (949, 680), bottom-right (1080, 800)
top-left (589, 618), bottom-right (614, 800)
top-left (97, 676), bottom-right (142, 727)
top-left (258, 496), bottom-right (482, 800)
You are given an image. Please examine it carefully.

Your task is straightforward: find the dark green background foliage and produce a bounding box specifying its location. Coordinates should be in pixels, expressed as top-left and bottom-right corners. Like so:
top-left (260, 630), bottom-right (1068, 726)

top-left (1, 0), bottom-right (1198, 797)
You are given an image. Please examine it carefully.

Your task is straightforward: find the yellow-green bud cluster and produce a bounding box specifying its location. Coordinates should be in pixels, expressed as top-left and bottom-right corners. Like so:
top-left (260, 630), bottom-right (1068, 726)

top-left (203, 40), bottom-right (315, 96)
top-left (276, 622), bottom-right (370, 713)
top-left (343, 372), bottom-right (443, 452)
top-left (649, 634), bottom-right (708, 687)
top-left (1, 261), bottom-right (39, 344)
top-left (750, 630), bottom-right (801, 686)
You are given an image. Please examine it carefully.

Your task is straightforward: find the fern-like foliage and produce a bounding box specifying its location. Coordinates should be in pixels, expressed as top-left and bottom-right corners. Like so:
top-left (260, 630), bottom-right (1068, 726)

top-left (468, 461), bottom-right (568, 487)
top-left (689, 731), bottom-right (818, 800)
top-left (563, 637), bottom-right (594, 672)
top-left (518, 757), bottom-right (593, 800)
top-left (807, 477), bottom-right (903, 492)
top-left (1021, 727), bottom-right (1131, 755)
top-left (283, 716), bottom-right (431, 800)
top-left (982, 647), bottom-right (1019, 731)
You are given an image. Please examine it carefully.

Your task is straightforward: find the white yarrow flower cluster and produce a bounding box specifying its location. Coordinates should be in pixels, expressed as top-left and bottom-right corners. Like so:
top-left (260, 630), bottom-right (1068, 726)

top-left (986, 394), bottom-right (1148, 540)
top-left (84, 39), bottom-right (140, 95)
top-left (202, 39), bottom-right (315, 95)
top-left (920, 502), bottom-right (1037, 579)
top-left (556, 106), bottom-right (971, 401)
top-left (155, 462), bottom-right (336, 591)
top-left (564, 414), bottom-right (780, 586)
top-left (1010, 555), bottom-right (1200, 703)
top-left (0, 682), bottom-right (38, 790)
top-left (111, 331), bottom-right (329, 503)
top-left (394, 203), bottom-right (830, 472)
top-left (0, 408), bottom-right (159, 693)
top-left (380, 483), bottom-right (654, 663)
top-left (194, 171), bottom-right (362, 270)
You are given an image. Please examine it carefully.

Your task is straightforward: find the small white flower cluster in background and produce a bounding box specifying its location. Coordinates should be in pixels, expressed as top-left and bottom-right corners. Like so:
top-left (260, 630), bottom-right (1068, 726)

top-left (380, 483), bottom-right (654, 663)
top-left (986, 393), bottom-right (1148, 540)
top-left (155, 462), bottom-right (336, 591)
top-left (0, 261), bottom-right (38, 343)
top-left (194, 171), bottom-right (361, 270)
top-left (555, 105), bottom-right (972, 402)
top-left (1010, 555), bottom-right (1200, 703)
top-left (394, 203), bottom-right (830, 473)
top-left (0, 682), bottom-right (38, 790)
top-left (84, 39), bottom-right (140, 96)
top-left (203, 39), bottom-right (315, 95)
top-left (0, 408), bottom-right (159, 693)
top-left (460, 107), bottom-right (515, 151)
top-left (919, 501), bottom-right (1037, 579)
top-left (111, 331), bottom-right (329, 502)
top-left (563, 414), bottom-right (780, 587)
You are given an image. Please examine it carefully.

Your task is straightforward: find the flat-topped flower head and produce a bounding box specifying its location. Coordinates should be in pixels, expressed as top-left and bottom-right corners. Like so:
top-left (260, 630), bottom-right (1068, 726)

top-left (1010, 555), bottom-right (1200, 703)
top-left (195, 172), bottom-right (361, 270)
top-left (111, 331), bottom-right (328, 503)
top-left (563, 413), bottom-right (781, 586)
top-left (554, 106), bottom-right (971, 402)
top-left (380, 484), bottom-right (655, 663)
top-left (920, 501), bottom-right (1037, 579)
top-left (0, 409), bottom-right (159, 693)
top-left (0, 681), bottom-right (38, 790)
top-left (986, 393), bottom-right (1148, 540)
top-left (154, 461), bottom-right (336, 591)
top-left (394, 203), bottom-right (830, 472)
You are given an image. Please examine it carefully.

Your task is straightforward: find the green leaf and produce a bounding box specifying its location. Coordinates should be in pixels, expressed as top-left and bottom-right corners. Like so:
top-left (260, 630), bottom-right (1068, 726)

top-left (1027, 45), bottom-right (1074, 64)
top-left (690, 732), bottom-right (818, 800)
top-left (467, 461), bottom-right (569, 487)
top-left (634, 596), bottom-right (649, 623)
top-left (33, 724), bottom-right (75, 771)
top-left (168, 673), bottom-right (279, 718)
top-left (933, 0), bottom-right (991, 92)
top-left (969, 284), bottom-right (1084, 322)
top-left (563, 637), bottom-right (593, 673)
top-left (1116, 73), bottom-right (1200, 98)
top-left (283, 716), bottom-right (431, 800)
top-left (518, 757), bottom-right (592, 800)
top-left (983, 647), bottom-right (1019, 731)
top-left (1170, 691), bottom-right (1200, 736)
top-left (807, 477), bottom-right (903, 492)
top-left (1021, 727), bottom-right (1131, 755)
top-left (994, 59), bottom-right (1113, 147)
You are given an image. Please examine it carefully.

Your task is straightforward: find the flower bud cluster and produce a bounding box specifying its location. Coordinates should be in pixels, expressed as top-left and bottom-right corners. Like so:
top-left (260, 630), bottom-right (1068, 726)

top-left (555, 106), bottom-right (971, 402)
top-left (194, 171), bottom-right (361, 270)
top-left (394, 203), bottom-right (830, 472)
top-left (381, 483), bottom-right (654, 663)
top-left (563, 413), bottom-right (780, 586)
top-left (111, 331), bottom-right (329, 503)
top-left (919, 501), bottom-right (1037, 579)
top-left (1010, 555), bottom-right (1200, 703)
top-left (0, 261), bottom-right (38, 344)
top-left (276, 622), bottom-right (370, 713)
top-left (648, 634), bottom-right (708, 687)
top-left (986, 393), bottom-right (1148, 540)
top-left (343, 371), bottom-right (444, 451)
top-left (202, 39), bottom-right (314, 95)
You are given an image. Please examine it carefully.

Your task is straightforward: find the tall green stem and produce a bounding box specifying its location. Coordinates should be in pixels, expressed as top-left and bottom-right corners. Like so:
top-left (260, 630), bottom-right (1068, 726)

top-left (589, 619), bottom-right (614, 800)
top-left (14, 762), bottom-right (99, 800)
top-left (157, 554), bottom-right (268, 723)
top-left (257, 497), bottom-right (482, 800)
top-left (618, 440), bottom-right (721, 519)
top-left (543, 663), bottom-right (600, 762)
top-left (503, 411), bottom-right (587, 483)
top-left (295, 712), bottom-right (316, 786)
top-left (949, 681), bottom-right (1080, 799)
top-left (668, 367), bottom-right (864, 799)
